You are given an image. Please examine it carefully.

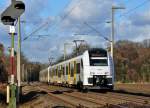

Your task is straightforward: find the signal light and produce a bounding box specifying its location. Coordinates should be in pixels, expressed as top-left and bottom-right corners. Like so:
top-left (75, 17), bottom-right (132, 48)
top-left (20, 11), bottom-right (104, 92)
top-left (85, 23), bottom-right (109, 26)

top-left (1, 16), bottom-right (15, 25)
top-left (1, 0), bottom-right (25, 25)
top-left (14, 2), bottom-right (25, 10)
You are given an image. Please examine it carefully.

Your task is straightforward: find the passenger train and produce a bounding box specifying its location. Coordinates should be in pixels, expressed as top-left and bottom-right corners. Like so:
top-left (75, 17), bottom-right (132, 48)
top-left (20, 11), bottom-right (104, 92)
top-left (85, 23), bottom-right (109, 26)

top-left (40, 48), bottom-right (114, 90)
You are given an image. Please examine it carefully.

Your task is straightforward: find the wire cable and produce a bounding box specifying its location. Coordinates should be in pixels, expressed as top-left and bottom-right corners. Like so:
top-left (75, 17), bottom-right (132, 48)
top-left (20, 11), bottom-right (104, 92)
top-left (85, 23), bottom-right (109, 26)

top-left (22, 0), bottom-right (75, 42)
top-left (83, 22), bottom-right (111, 42)
top-left (119, 0), bottom-right (150, 18)
top-left (45, 0), bottom-right (82, 35)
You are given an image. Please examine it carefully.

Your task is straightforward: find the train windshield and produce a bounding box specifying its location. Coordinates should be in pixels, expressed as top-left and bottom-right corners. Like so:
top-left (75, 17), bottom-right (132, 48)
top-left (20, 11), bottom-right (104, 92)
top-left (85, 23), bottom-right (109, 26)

top-left (89, 48), bottom-right (108, 66)
top-left (90, 59), bottom-right (108, 66)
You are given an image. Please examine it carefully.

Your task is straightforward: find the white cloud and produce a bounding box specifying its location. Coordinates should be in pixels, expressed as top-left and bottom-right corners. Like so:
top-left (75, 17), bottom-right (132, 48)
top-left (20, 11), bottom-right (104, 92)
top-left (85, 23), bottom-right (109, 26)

top-left (1, 0), bottom-right (150, 63)
top-left (61, 0), bottom-right (112, 31)
top-left (116, 7), bottom-right (150, 41)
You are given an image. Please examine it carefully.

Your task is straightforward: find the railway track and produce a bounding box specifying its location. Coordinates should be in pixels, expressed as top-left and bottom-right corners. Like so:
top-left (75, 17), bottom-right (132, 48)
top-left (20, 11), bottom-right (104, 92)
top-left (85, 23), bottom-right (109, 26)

top-left (47, 92), bottom-right (77, 107)
top-left (108, 91), bottom-right (150, 104)
top-left (38, 85), bottom-right (150, 108)
top-left (85, 91), bottom-right (150, 105)
top-left (39, 87), bottom-right (104, 107)
top-left (47, 90), bottom-right (131, 108)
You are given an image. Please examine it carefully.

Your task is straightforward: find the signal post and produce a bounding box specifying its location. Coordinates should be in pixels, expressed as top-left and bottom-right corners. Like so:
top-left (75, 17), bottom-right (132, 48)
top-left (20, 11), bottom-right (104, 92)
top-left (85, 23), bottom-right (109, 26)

top-left (9, 26), bottom-right (17, 108)
top-left (1, 0), bottom-right (25, 107)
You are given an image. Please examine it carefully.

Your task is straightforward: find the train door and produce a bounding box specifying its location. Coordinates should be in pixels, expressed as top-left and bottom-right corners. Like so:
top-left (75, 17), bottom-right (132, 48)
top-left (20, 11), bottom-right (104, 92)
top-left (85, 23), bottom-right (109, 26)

top-left (76, 61), bottom-right (81, 84)
top-left (60, 65), bottom-right (63, 84)
top-left (74, 61), bottom-right (77, 84)
top-left (54, 67), bottom-right (58, 83)
top-left (49, 68), bottom-right (51, 83)
top-left (80, 59), bottom-right (84, 82)
top-left (58, 66), bottom-right (61, 83)
top-left (65, 64), bottom-right (69, 84)
top-left (70, 61), bottom-right (74, 85)
top-left (51, 68), bottom-right (54, 83)
top-left (68, 62), bottom-right (71, 84)
top-left (62, 65), bottom-right (65, 84)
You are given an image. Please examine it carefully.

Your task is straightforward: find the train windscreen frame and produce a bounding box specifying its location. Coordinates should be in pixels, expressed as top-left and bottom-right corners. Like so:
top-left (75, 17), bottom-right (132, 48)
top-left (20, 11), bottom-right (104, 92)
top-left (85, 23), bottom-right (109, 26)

top-left (89, 48), bottom-right (107, 57)
top-left (89, 48), bottom-right (108, 66)
top-left (90, 59), bottom-right (108, 66)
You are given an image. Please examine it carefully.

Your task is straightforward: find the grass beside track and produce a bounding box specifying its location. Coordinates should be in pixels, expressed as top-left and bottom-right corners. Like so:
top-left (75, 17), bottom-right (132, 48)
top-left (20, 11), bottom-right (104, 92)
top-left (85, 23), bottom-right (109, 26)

top-left (115, 83), bottom-right (150, 94)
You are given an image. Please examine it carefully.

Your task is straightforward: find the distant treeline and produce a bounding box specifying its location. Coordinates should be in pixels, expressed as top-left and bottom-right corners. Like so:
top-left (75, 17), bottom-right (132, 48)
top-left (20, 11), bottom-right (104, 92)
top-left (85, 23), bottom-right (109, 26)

top-left (0, 43), bottom-right (48, 83)
top-left (114, 39), bottom-right (150, 83)
top-left (0, 39), bottom-right (149, 83)
top-left (0, 43), bottom-right (8, 82)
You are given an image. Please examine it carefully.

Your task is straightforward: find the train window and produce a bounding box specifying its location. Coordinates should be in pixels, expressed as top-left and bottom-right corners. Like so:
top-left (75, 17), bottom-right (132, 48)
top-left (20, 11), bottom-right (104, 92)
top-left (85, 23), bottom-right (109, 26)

top-left (90, 59), bottom-right (108, 66)
top-left (66, 65), bottom-right (68, 75)
top-left (74, 61), bottom-right (76, 75)
top-left (51, 69), bottom-right (53, 77)
top-left (81, 59), bottom-right (83, 68)
top-left (62, 67), bottom-right (65, 75)
top-left (69, 63), bottom-right (70, 75)
top-left (58, 69), bottom-right (61, 77)
top-left (51, 69), bottom-right (53, 76)
top-left (53, 69), bottom-right (54, 76)
top-left (71, 64), bottom-right (74, 77)
top-left (55, 68), bottom-right (57, 76)
top-left (52, 69), bottom-right (54, 76)
top-left (77, 63), bottom-right (80, 74)
top-left (50, 70), bottom-right (52, 76)
top-left (51, 69), bottom-right (52, 76)
top-left (57, 67), bottom-right (58, 76)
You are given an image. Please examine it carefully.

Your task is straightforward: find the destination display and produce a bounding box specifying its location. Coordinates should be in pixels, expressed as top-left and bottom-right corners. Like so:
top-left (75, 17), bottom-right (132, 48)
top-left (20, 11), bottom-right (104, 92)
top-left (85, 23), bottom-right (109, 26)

top-left (89, 49), bottom-right (107, 57)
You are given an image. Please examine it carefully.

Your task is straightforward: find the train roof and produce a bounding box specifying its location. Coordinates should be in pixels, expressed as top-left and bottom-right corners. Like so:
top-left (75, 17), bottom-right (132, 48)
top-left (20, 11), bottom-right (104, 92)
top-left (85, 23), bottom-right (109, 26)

top-left (50, 54), bottom-right (83, 68)
top-left (50, 48), bottom-right (107, 67)
top-left (40, 48), bottom-right (107, 72)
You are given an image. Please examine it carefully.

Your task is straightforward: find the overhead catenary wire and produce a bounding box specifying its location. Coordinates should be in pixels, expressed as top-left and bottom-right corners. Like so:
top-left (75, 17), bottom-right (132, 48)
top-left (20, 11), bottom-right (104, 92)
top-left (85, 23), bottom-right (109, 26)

top-left (23, 21), bottom-right (49, 41)
top-left (22, 0), bottom-right (107, 42)
top-left (119, 0), bottom-right (150, 18)
top-left (115, 0), bottom-right (150, 40)
top-left (48, 0), bottom-right (106, 35)
top-left (22, 0), bottom-right (111, 57)
top-left (43, 0), bottom-right (82, 36)
top-left (83, 22), bottom-right (111, 42)
top-left (22, 0), bottom-right (75, 41)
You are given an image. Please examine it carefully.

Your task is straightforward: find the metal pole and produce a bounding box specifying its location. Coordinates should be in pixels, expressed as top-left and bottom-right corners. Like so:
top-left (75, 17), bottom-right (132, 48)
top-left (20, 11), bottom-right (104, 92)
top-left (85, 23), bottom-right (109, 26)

top-left (26, 68), bottom-right (27, 83)
top-left (75, 42), bottom-right (78, 56)
top-left (73, 40), bottom-right (85, 56)
top-left (11, 32), bottom-right (15, 82)
top-left (111, 6), bottom-right (125, 58)
top-left (64, 44), bottom-right (66, 60)
top-left (48, 67), bottom-right (50, 83)
top-left (22, 64), bottom-right (24, 82)
top-left (9, 30), bottom-right (16, 108)
top-left (64, 43), bottom-right (73, 60)
top-left (73, 41), bottom-right (78, 56)
top-left (111, 7), bottom-right (114, 58)
top-left (17, 17), bottom-right (21, 103)
top-left (11, 0), bottom-right (15, 3)
top-left (30, 67), bottom-right (31, 82)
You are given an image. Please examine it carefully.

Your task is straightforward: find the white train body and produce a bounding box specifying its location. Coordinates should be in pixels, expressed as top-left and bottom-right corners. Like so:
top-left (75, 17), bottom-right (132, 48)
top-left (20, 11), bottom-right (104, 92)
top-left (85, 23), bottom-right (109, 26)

top-left (40, 48), bottom-right (114, 89)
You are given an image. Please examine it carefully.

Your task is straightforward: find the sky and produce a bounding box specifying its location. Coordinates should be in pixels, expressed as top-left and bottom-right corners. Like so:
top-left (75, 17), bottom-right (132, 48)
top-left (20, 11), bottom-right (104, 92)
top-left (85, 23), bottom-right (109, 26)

top-left (0, 0), bottom-right (150, 63)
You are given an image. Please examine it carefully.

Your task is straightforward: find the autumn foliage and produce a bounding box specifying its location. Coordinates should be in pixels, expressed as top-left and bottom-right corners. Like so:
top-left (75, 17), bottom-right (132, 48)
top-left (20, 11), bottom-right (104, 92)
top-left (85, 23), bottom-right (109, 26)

top-left (114, 40), bottom-right (150, 83)
top-left (0, 43), bottom-right (8, 82)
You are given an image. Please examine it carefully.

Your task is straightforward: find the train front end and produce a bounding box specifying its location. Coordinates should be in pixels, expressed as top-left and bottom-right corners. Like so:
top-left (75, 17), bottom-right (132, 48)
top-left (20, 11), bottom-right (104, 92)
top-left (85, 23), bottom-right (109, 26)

top-left (83, 48), bottom-right (114, 90)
